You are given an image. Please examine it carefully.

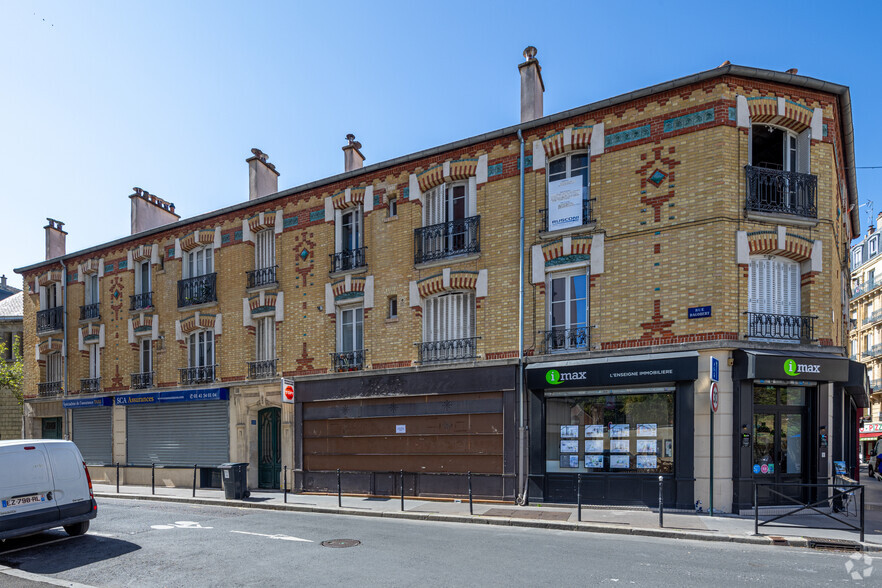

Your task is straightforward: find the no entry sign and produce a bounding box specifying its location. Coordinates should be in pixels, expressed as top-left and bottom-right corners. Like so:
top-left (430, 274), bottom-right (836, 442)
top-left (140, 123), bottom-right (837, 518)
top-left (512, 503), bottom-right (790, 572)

top-left (281, 378), bottom-right (295, 404)
top-left (710, 382), bottom-right (719, 413)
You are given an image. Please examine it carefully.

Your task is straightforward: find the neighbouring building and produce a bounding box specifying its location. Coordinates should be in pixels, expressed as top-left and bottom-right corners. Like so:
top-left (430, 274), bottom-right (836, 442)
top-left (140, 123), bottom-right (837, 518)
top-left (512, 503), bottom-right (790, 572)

top-left (0, 291), bottom-right (23, 440)
top-left (15, 51), bottom-right (867, 512)
top-left (849, 213), bottom-right (882, 461)
top-left (0, 275), bottom-right (21, 302)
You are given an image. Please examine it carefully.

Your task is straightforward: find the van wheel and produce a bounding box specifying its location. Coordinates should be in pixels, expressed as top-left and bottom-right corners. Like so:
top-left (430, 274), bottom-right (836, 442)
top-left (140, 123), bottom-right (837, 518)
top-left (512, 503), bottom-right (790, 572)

top-left (63, 521), bottom-right (89, 536)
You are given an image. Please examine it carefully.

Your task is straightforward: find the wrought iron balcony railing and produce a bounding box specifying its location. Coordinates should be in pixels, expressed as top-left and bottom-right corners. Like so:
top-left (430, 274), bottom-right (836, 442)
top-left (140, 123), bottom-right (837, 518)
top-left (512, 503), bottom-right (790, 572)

top-left (248, 359), bottom-right (278, 379)
top-left (330, 248), bottom-right (367, 274)
top-left (864, 309), bottom-right (882, 326)
top-left (852, 279), bottom-right (881, 300)
top-left (80, 377), bottom-right (101, 393)
top-left (414, 215), bottom-right (480, 264)
top-left (38, 381), bottom-right (63, 397)
top-left (745, 166), bottom-right (817, 218)
top-left (745, 312), bottom-right (816, 342)
top-left (131, 371), bottom-right (154, 389)
top-left (331, 350), bottom-right (366, 372)
top-left (416, 337), bottom-right (479, 364)
top-left (247, 266), bottom-right (278, 288)
top-left (130, 292), bottom-right (153, 310)
top-left (36, 307), bottom-right (64, 334)
top-left (80, 303), bottom-right (100, 321)
top-left (541, 326), bottom-right (590, 353)
top-left (177, 273), bottom-right (217, 307)
top-left (179, 365), bottom-right (217, 385)
top-left (539, 198), bottom-right (595, 232)
top-left (870, 379), bottom-right (882, 391)
top-left (864, 344), bottom-right (882, 359)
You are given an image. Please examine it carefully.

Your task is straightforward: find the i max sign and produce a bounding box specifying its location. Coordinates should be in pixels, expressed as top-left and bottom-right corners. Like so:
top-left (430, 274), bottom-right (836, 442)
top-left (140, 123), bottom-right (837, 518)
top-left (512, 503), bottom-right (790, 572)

top-left (528, 356), bottom-right (698, 389)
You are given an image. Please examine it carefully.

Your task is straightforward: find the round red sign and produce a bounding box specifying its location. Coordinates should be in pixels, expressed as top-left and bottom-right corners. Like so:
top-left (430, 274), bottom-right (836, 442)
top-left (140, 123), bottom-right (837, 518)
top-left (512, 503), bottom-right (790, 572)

top-left (710, 382), bottom-right (719, 413)
top-left (284, 385), bottom-right (294, 400)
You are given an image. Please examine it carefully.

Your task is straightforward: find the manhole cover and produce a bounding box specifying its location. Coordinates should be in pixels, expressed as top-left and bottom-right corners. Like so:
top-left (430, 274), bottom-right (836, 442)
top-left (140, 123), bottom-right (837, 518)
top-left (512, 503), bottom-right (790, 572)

top-left (321, 539), bottom-right (361, 548)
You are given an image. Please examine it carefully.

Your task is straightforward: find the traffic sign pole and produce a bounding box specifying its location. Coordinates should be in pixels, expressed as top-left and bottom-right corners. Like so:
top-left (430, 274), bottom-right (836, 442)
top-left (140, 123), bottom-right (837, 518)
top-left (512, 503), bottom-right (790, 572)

top-left (708, 381), bottom-right (719, 517)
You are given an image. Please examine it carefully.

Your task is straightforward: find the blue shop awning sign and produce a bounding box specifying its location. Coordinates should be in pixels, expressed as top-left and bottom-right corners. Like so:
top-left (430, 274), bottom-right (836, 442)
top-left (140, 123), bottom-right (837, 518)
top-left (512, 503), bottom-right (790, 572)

top-left (63, 396), bottom-right (113, 408)
top-left (115, 388), bottom-right (228, 406)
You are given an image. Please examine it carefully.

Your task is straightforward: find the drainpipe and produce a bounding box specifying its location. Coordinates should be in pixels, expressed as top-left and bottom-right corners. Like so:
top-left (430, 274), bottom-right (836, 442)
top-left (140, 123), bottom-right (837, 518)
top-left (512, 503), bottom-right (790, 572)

top-left (61, 259), bottom-right (70, 440)
top-left (516, 129), bottom-right (527, 505)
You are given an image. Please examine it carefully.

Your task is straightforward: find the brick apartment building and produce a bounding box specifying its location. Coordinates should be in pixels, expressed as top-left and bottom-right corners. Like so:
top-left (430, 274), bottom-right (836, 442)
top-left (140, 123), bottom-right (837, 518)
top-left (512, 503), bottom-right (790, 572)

top-left (15, 51), bottom-right (868, 512)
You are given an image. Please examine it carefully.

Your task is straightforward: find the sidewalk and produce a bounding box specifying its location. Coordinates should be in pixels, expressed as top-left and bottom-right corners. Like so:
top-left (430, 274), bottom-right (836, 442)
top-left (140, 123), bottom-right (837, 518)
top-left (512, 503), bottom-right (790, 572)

top-left (93, 479), bottom-right (882, 552)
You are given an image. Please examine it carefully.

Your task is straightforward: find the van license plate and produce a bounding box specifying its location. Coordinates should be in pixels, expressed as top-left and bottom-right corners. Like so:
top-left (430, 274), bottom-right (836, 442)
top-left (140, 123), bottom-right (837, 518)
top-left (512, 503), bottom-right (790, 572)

top-left (2, 494), bottom-right (46, 507)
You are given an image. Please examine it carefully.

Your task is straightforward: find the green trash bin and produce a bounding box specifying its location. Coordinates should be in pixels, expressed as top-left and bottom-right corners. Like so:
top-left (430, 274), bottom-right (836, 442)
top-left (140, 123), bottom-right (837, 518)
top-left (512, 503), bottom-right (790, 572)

top-left (219, 463), bottom-right (250, 499)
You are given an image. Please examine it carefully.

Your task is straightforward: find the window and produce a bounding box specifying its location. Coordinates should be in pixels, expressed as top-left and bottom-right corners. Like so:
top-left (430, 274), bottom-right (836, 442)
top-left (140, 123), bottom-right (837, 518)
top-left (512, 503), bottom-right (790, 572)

top-left (186, 246), bottom-right (213, 278)
top-left (387, 196), bottom-right (397, 218)
top-left (870, 269), bottom-right (876, 286)
top-left (189, 330), bottom-right (214, 368)
top-left (88, 344), bottom-right (100, 379)
top-left (546, 272), bottom-right (588, 351)
top-left (421, 291), bottom-right (476, 362)
top-left (545, 392), bottom-right (674, 474)
top-left (854, 247), bottom-right (863, 268)
top-left (47, 352), bottom-right (63, 383)
top-left (3, 332), bottom-right (20, 361)
top-left (338, 306), bottom-right (363, 353)
top-left (179, 246), bottom-right (217, 307)
top-left (255, 229), bottom-right (275, 270)
top-left (140, 338), bottom-right (152, 374)
top-left (747, 124), bottom-right (814, 217)
top-left (85, 273), bottom-right (99, 305)
top-left (388, 296), bottom-right (398, 320)
top-left (341, 208), bottom-right (361, 252)
top-left (416, 182), bottom-right (479, 263)
top-left (872, 237), bottom-right (879, 257)
top-left (748, 257), bottom-right (804, 341)
top-left (332, 206), bottom-right (366, 272)
top-left (546, 152), bottom-right (589, 231)
top-left (138, 261), bottom-right (151, 295)
top-left (256, 317), bottom-right (275, 361)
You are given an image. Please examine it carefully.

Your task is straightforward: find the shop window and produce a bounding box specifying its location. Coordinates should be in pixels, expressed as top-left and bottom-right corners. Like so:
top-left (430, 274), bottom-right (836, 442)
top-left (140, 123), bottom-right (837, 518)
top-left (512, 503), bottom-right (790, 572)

top-left (545, 392), bottom-right (674, 474)
top-left (545, 152), bottom-right (590, 231)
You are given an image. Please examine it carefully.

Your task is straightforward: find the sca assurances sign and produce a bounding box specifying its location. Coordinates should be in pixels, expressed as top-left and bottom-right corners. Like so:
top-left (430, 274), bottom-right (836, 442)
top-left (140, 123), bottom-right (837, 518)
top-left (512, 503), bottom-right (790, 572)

top-left (529, 356), bottom-right (698, 389)
top-left (115, 388), bottom-right (228, 406)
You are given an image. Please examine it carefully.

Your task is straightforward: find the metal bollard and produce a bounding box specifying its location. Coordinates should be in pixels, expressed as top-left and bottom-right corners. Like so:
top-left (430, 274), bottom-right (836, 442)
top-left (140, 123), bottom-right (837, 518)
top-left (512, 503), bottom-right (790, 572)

top-left (192, 464), bottom-right (197, 498)
top-left (283, 466), bottom-right (288, 504)
top-left (116, 462), bottom-right (120, 494)
top-left (753, 482), bottom-right (759, 536)
top-left (658, 476), bottom-right (663, 528)
top-left (577, 474), bottom-right (582, 522)
top-left (860, 486), bottom-right (865, 543)
top-left (468, 471), bottom-right (473, 515)
top-left (337, 469), bottom-right (342, 508)
top-left (400, 470), bottom-right (405, 512)
top-left (152, 463), bottom-right (155, 495)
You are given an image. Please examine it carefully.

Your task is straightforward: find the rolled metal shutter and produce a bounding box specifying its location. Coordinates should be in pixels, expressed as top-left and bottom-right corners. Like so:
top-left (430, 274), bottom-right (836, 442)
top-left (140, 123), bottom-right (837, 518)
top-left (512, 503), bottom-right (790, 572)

top-left (72, 407), bottom-right (113, 465)
top-left (126, 402), bottom-right (229, 466)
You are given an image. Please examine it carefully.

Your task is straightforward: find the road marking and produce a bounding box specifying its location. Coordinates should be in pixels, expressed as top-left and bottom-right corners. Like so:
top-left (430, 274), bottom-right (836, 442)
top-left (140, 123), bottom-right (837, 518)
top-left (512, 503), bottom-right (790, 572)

top-left (150, 521), bottom-right (213, 530)
top-left (230, 530), bottom-right (313, 542)
top-left (0, 535), bottom-right (75, 555)
top-left (0, 564), bottom-right (96, 588)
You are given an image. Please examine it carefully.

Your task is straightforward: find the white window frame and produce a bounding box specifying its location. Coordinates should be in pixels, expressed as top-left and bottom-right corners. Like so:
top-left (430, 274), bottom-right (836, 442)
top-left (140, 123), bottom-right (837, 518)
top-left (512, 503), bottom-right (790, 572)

top-left (84, 273), bottom-right (99, 305)
top-left (188, 329), bottom-right (215, 369)
top-left (335, 206), bottom-right (363, 254)
top-left (423, 291), bottom-right (475, 344)
top-left (139, 337), bottom-right (152, 374)
top-left (750, 124), bottom-right (810, 174)
top-left (256, 316), bottom-right (276, 362)
top-left (854, 247), bottom-right (863, 269)
top-left (88, 343), bottom-right (100, 379)
top-left (255, 229), bottom-right (275, 270)
top-left (336, 304), bottom-right (364, 353)
top-left (387, 196), bottom-right (397, 218)
top-left (424, 181), bottom-right (470, 228)
top-left (388, 296), bottom-right (398, 319)
top-left (135, 260), bottom-right (151, 296)
top-left (546, 151), bottom-right (590, 231)
top-left (871, 237), bottom-right (879, 257)
top-left (185, 246), bottom-right (214, 279)
top-left (46, 352), bottom-right (63, 383)
top-left (546, 270), bottom-right (589, 349)
top-left (748, 256), bottom-right (801, 317)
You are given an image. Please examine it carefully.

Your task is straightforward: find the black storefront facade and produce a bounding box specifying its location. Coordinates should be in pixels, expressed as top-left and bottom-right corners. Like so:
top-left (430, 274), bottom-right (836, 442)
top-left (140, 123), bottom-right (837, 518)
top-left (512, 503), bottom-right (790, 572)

top-left (731, 349), bottom-right (869, 511)
top-left (525, 351), bottom-right (698, 509)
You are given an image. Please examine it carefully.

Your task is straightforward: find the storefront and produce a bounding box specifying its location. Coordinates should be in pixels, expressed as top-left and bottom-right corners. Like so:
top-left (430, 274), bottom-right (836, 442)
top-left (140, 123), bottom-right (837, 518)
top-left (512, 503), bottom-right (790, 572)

top-left (64, 396), bottom-right (113, 465)
top-left (731, 350), bottom-right (868, 510)
top-left (860, 423), bottom-right (882, 462)
top-left (525, 351), bottom-right (698, 508)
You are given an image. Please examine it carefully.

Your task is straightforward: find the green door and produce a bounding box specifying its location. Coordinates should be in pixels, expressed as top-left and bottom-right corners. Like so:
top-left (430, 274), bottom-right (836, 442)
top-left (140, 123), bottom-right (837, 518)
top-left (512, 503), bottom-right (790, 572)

top-left (258, 408), bottom-right (281, 489)
top-left (42, 417), bottom-right (62, 439)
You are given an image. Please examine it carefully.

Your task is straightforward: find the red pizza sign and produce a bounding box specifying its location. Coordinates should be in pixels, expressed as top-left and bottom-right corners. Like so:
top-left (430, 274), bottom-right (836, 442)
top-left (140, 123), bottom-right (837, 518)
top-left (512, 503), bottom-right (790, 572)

top-left (281, 379), bottom-right (295, 404)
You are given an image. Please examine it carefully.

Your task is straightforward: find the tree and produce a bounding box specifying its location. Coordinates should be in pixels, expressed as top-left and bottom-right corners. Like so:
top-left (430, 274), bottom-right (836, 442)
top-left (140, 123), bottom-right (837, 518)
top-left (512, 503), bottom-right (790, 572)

top-left (0, 335), bottom-right (24, 410)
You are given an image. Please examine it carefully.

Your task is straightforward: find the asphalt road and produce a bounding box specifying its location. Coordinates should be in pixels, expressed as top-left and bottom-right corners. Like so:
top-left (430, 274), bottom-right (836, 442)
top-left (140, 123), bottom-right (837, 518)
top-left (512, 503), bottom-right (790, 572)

top-left (0, 498), bottom-right (877, 587)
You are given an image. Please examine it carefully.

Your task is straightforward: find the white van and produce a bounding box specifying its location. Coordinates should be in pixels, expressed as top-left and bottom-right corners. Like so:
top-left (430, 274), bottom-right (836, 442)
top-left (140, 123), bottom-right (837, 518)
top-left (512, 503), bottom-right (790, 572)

top-left (0, 440), bottom-right (97, 540)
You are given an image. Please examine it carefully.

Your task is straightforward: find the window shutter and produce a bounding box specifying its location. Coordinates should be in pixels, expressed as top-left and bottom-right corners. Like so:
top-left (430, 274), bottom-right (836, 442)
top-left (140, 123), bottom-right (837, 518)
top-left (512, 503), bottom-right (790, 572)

top-left (786, 262), bottom-right (800, 316)
top-left (797, 129), bottom-right (811, 174)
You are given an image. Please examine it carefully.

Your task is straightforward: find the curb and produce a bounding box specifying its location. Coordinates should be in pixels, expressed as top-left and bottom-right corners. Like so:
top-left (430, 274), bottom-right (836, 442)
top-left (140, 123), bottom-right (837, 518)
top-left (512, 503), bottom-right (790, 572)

top-left (95, 492), bottom-right (882, 552)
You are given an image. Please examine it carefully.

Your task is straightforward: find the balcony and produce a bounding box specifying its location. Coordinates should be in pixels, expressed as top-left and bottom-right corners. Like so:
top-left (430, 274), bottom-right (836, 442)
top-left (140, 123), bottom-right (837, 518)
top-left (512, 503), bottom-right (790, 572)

top-left (36, 307), bottom-right (64, 334)
top-left (745, 312), bottom-right (816, 342)
top-left (130, 371), bottom-right (154, 389)
top-left (130, 292), bottom-right (154, 311)
top-left (80, 377), bottom-right (101, 393)
top-left (330, 248), bottom-right (367, 274)
top-left (541, 326), bottom-right (590, 353)
top-left (80, 303), bottom-right (100, 321)
top-left (179, 365), bottom-right (216, 385)
top-left (864, 345), bottom-right (882, 359)
top-left (852, 279), bottom-right (881, 300)
top-left (870, 379), bottom-right (882, 391)
top-left (38, 381), bottom-right (63, 397)
top-left (416, 337), bottom-right (479, 364)
top-left (331, 350), bottom-right (365, 372)
top-left (177, 273), bottom-right (217, 308)
top-left (539, 199), bottom-right (595, 233)
top-left (745, 166), bottom-right (817, 219)
top-left (247, 359), bottom-right (278, 379)
top-left (414, 215), bottom-right (480, 265)
top-left (247, 266), bottom-right (278, 289)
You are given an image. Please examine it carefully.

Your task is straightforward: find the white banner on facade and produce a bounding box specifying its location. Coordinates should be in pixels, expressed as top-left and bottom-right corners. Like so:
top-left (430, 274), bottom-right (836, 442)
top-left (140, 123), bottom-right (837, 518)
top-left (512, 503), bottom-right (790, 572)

top-left (547, 177), bottom-right (583, 231)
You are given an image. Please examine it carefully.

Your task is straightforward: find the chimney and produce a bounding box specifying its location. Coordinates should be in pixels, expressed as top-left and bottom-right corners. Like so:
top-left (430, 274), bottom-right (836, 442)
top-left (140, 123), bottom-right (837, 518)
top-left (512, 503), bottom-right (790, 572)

top-left (519, 46), bottom-right (544, 123)
top-left (247, 148), bottom-right (280, 200)
top-left (0, 275), bottom-right (6, 289)
top-left (44, 218), bottom-right (67, 260)
top-left (876, 211), bottom-right (882, 233)
top-left (130, 187), bottom-right (180, 235)
top-left (342, 134), bottom-right (365, 172)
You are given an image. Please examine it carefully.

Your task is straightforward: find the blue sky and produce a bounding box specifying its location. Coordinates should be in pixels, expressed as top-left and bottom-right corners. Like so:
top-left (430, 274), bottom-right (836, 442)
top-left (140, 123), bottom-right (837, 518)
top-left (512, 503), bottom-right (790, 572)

top-left (2, 1), bottom-right (881, 286)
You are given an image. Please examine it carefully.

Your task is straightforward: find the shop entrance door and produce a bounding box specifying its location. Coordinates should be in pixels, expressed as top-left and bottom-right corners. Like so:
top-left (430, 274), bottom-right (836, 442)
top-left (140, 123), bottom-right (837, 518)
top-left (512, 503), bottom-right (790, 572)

top-left (258, 408), bottom-right (281, 489)
top-left (41, 417), bottom-right (62, 439)
top-left (753, 385), bottom-right (809, 505)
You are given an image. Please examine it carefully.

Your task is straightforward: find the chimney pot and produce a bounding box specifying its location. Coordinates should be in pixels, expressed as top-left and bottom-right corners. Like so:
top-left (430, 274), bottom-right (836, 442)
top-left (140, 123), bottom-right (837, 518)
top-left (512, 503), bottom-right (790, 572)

top-left (518, 46), bottom-right (544, 123)
top-left (247, 148), bottom-right (279, 200)
top-left (1, 275), bottom-right (6, 288)
top-left (130, 188), bottom-right (180, 234)
top-left (343, 134), bottom-right (365, 172)
top-left (44, 218), bottom-right (67, 260)
top-left (786, 68), bottom-right (798, 75)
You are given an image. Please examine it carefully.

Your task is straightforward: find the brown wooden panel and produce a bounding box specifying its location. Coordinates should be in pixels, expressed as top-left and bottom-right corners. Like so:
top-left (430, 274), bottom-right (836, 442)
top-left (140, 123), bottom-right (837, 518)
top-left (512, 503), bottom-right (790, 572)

top-left (309, 434), bottom-right (503, 456)
top-left (305, 413), bottom-right (503, 438)
top-left (304, 454), bottom-right (503, 474)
